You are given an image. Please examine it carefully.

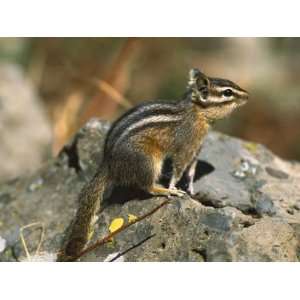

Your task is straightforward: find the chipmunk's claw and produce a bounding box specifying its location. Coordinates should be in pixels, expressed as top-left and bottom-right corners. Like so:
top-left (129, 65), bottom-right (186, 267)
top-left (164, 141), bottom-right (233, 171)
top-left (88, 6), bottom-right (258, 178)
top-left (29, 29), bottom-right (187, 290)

top-left (168, 188), bottom-right (186, 198)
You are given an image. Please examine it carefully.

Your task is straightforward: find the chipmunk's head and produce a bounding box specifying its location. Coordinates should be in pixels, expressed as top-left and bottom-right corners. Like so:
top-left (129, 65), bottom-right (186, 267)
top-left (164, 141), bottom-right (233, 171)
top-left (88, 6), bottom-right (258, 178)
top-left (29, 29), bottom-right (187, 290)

top-left (187, 68), bottom-right (248, 120)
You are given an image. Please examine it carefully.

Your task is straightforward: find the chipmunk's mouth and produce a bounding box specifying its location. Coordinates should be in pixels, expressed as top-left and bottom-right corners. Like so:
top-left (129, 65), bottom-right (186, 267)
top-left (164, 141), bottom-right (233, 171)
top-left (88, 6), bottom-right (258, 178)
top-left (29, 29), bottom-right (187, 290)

top-left (235, 94), bottom-right (248, 106)
top-left (238, 98), bottom-right (248, 106)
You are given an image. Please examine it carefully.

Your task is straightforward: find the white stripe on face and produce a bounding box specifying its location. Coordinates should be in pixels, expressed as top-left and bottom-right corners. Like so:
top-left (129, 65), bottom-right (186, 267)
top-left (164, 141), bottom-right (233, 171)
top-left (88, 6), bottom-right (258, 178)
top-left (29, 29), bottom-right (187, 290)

top-left (205, 87), bottom-right (247, 104)
top-left (215, 86), bottom-right (247, 97)
top-left (205, 95), bottom-right (233, 104)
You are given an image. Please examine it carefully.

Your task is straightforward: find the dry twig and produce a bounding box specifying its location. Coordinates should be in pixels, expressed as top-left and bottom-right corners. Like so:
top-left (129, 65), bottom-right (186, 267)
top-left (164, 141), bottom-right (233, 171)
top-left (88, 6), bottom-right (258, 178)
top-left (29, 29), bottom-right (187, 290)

top-left (80, 38), bottom-right (140, 123)
top-left (52, 38), bottom-right (139, 154)
top-left (92, 78), bottom-right (133, 109)
top-left (60, 198), bottom-right (170, 262)
top-left (20, 222), bottom-right (45, 261)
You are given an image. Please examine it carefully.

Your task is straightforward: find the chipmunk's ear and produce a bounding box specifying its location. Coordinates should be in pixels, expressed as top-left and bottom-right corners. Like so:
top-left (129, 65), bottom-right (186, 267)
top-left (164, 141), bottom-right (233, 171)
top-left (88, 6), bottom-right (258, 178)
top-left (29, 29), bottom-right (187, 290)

top-left (188, 68), bottom-right (210, 89)
top-left (188, 68), bottom-right (211, 106)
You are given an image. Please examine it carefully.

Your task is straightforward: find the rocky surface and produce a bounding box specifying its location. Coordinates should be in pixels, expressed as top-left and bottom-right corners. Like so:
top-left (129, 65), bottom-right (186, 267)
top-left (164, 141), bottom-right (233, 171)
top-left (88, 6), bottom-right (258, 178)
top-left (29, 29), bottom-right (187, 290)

top-left (0, 118), bottom-right (299, 262)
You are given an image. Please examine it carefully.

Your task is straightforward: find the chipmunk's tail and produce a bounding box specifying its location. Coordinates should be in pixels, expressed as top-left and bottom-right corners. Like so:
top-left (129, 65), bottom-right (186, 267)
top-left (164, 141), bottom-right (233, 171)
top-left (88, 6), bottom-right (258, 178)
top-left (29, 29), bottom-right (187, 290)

top-left (57, 163), bottom-right (109, 261)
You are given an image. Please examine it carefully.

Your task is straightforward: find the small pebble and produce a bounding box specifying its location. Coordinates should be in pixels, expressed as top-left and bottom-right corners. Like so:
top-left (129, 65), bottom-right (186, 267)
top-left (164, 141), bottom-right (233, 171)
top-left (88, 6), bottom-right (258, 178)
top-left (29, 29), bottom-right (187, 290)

top-left (293, 203), bottom-right (300, 211)
top-left (233, 170), bottom-right (246, 179)
top-left (287, 208), bottom-right (294, 215)
top-left (104, 252), bottom-right (124, 262)
top-left (255, 194), bottom-right (276, 217)
top-left (240, 161), bottom-right (250, 173)
top-left (232, 159), bottom-right (257, 179)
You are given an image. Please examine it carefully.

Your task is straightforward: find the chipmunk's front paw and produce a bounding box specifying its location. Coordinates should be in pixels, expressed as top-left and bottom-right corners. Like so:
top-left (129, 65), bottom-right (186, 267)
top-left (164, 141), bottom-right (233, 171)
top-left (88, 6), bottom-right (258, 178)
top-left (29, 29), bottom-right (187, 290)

top-left (168, 188), bottom-right (186, 198)
top-left (149, 185), bottom-right (186, 198)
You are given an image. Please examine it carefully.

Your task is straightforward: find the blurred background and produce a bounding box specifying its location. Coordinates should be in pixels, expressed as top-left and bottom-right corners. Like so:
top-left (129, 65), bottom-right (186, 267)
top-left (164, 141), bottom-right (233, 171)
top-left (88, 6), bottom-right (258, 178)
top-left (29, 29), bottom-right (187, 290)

top-left (0, 37), bottom-right (300, 183)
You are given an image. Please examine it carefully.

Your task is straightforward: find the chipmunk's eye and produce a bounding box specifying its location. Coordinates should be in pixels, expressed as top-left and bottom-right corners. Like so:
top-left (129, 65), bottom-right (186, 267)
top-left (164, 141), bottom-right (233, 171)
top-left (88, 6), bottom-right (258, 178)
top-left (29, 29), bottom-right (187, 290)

top-left (223, 89), bottom-right (233, 97)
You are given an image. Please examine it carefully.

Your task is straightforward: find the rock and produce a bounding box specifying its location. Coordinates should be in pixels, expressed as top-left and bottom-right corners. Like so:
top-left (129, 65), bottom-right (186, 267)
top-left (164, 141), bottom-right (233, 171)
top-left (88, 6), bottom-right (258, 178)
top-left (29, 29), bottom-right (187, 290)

top-left (206, 218), bottom-right (298, 262)
top-left (0, 63), bottom-right (51, 183)
top-left (253, 192), bottom-right (277, 217)
top-left (294, 202), bottom-right (300, 211)
top-left (0, 119), bottom-right (299, 262)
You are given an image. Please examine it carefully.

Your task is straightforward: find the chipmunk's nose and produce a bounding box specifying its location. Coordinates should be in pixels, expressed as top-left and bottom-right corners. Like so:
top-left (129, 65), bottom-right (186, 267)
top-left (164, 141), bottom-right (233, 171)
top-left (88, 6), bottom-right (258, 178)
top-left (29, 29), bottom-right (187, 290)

top-left (241, 93), bottom-right (249, 105)
top-left (243, 90), bottom-right (249, 100)
top-left (236, 90), bottom-right (248, 105)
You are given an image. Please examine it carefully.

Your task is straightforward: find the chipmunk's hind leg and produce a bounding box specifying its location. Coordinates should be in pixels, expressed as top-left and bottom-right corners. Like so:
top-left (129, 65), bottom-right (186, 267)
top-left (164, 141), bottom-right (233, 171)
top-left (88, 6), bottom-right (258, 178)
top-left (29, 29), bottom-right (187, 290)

top-left (110, 146), bottom-right (154, 188)
top-left (134, 149), bottom-right (185, 198)
top-left (112, 143), bottom-right (185, 198)
top-left (146, 158), bottom-right (186, 198)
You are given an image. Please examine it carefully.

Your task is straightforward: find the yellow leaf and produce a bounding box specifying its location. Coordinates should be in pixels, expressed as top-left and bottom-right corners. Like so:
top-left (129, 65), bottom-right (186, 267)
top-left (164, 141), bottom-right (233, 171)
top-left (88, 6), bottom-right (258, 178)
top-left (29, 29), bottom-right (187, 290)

top-left (109, 218), bottom-right (124, 233)
top-left (128, 214), bottom-right (138, 223)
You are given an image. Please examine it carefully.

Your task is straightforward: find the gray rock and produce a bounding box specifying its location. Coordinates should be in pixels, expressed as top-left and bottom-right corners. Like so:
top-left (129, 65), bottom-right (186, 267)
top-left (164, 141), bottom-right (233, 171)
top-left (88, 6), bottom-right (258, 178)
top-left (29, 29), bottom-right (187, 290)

top-left (0, 119), bottom-right (299, 262)
top-left (253, 192), bottom-right (277, 217)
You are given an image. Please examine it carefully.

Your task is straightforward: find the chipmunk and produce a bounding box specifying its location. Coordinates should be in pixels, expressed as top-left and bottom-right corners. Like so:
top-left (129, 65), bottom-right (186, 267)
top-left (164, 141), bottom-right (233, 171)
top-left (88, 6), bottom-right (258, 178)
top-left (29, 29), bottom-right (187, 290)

top-left (58, 68), bottom-right (248, 261)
